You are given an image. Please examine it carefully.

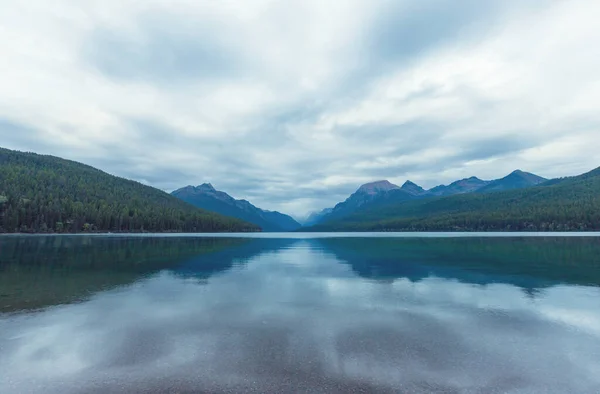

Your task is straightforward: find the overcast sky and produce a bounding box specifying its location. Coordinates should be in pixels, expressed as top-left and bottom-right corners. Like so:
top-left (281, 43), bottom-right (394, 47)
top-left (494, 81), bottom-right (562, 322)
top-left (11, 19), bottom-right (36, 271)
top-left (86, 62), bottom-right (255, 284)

top-left (1, 0), bottom-right (599, 218)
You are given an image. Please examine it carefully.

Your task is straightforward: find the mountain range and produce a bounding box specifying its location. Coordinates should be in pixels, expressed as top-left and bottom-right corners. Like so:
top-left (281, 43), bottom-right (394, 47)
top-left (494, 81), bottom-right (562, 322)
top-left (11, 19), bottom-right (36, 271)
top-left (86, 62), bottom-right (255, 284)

top-left (307, 170), bottom-right (548, 226)
top-left (2, 145), bottom-right (599, 233)
top-left (307, 168), bottom-right (600, 232)
top-left (171, 184), bottom-right (301, 232)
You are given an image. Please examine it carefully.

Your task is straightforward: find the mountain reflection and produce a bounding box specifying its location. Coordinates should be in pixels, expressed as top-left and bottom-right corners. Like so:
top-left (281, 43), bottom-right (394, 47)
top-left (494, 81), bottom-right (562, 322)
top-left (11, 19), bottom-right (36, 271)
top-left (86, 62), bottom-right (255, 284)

top-left (172, 238), bottom-right (297, 280)
top-left (0, 236), bottom-right (252, 312)
top-left (2, 235), bottom-right (600, 314)
top-left (2, 235), bottom-right (600, 393)
top-left (315, 236), bottom-right (600, 288)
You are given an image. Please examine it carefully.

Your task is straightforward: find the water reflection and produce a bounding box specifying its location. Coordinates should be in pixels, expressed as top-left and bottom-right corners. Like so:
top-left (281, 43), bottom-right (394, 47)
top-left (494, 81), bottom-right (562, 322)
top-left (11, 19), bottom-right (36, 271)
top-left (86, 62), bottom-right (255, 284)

top-left (0, 236), bottom-right (255, 312)
top-left (1, 235), bottom-right (600, 393)
top-left (317, 237), bottom-right (600, 289)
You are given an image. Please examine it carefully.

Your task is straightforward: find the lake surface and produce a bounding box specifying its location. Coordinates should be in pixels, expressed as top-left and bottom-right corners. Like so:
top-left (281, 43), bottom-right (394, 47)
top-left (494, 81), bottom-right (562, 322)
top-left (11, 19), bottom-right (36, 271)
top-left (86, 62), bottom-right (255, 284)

top-left (1, 234), bottom-right (600, 393)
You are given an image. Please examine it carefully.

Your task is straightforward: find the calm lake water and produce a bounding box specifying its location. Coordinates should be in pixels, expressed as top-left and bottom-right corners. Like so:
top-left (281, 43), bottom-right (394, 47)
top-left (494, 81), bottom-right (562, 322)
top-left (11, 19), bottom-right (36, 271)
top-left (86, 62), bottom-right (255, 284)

top-left (1, 234), bottom-right (600, 393)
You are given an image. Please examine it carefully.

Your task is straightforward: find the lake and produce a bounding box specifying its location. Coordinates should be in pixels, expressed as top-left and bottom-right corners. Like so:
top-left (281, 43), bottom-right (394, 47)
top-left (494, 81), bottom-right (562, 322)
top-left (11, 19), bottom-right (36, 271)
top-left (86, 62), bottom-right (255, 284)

top-left (1, 233), bottom-right (600, 393)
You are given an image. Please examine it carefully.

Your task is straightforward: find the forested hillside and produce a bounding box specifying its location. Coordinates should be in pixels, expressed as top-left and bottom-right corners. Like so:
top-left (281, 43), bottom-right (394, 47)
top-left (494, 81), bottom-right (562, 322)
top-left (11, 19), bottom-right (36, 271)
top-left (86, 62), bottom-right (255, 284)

top-left (0, 148), bottom-right (259, 233)
top-left (308, 167), bottom-right (600, 232)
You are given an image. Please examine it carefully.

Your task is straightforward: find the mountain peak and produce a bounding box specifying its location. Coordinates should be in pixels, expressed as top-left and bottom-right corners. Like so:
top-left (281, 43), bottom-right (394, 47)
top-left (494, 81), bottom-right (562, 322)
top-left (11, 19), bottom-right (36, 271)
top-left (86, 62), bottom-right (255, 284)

top-left (476, 170), bottom-right (547, 193)
top-left (428, 176), bottom-right (490, 196)
top-left (357, 180), bottom-right (399, 195)
top-left (400, 180), bottom-right (426, 195)
top-left (504, 170), bottom-right (546, 182)
top-left (197, 183), bottom-right (216, 191)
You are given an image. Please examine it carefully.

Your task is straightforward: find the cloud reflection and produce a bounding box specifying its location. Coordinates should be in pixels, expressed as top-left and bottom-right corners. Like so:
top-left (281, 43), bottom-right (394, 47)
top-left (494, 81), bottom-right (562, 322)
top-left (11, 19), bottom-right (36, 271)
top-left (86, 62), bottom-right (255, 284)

top-left (1, 238), bottom-right (600, 392)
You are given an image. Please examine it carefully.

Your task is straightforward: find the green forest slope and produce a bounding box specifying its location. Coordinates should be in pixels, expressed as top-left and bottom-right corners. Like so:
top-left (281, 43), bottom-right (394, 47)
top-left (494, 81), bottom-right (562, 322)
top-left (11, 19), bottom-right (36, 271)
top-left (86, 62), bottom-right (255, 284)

top-left (308, 167), bottom-right (600, 232)
top-left (0, 148), bottom-right (259, 233)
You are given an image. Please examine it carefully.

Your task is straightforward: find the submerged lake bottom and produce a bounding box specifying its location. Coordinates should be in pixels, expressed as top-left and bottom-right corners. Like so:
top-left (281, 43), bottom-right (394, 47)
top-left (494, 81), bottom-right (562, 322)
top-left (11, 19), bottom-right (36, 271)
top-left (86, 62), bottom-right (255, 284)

top-left (1, 233), bottom-right (600, 393)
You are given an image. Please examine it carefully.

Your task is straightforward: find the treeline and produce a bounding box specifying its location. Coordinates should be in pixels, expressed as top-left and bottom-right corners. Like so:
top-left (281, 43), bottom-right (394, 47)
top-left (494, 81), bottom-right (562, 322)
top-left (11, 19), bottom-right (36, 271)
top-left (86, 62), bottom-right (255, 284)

top-left (0, 148), bottom-right (259, 233)
top-left (310, 167), bottom-right (600, 232)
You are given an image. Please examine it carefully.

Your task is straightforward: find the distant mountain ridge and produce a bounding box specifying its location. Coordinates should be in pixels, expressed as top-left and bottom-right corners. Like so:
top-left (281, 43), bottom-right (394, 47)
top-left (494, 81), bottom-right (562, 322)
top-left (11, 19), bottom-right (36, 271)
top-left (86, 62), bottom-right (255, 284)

top-left (317, 180), bottom-right (419, 223)
top-left (475, 170), bottom-right (546, 193)
top-left (305, 170), bottom-right (547, 226)
top-left (302, 208), bottom-right (333, 227)
top-left (171, 184), bottom-right (301, 232)
top-left (306, 166), bottom-right (600, 232)
top-left (429, 176), bottom-right (489, 196)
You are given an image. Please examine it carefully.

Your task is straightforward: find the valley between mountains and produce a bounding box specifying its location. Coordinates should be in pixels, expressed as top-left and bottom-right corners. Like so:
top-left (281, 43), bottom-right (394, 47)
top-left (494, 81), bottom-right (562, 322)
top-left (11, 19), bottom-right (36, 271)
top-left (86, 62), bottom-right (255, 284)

top-left (1, 147), bottom-right (599, 233)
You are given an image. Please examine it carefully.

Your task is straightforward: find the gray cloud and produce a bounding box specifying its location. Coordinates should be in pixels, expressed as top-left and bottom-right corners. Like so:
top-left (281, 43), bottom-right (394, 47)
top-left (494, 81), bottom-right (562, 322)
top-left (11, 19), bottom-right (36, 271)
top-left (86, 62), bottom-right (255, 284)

top-left (0, 119), bottom-right (51, 153)
top-left (367, 1), bottom-right (499, 64)
top-left (1, 0), bottom-right (599, 216)
top-left (336, 0), bottom-right (524, 100)
top-left (83, 12), bottom-right (249, 83)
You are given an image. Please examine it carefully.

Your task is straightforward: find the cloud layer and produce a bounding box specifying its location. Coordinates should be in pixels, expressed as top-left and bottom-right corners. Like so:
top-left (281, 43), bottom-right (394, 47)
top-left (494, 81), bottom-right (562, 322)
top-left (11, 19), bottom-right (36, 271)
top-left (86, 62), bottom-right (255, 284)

top-left (1, 0), bottom-right (599, 216)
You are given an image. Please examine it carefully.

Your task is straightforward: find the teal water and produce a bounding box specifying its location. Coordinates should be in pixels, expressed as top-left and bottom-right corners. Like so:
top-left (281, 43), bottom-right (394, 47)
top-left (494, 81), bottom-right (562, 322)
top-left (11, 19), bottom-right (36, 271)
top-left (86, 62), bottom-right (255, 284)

top-left (1, 234), bottom-right (600, 393)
